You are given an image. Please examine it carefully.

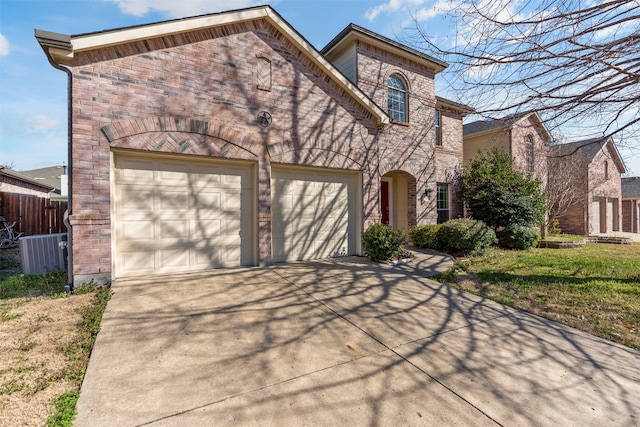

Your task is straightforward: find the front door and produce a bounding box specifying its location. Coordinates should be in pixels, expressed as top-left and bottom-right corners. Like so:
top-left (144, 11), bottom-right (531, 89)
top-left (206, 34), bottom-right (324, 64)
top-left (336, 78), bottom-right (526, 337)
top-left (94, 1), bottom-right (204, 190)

top-left (381, 180), bottom-right (390, 225)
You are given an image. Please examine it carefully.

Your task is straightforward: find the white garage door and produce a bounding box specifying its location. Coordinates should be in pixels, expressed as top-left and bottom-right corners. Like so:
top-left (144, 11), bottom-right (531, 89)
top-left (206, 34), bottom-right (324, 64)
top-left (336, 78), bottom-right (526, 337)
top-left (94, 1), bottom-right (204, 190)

top-left (271, 167), bottom-right (359, 262)
top-left (113, 153), bottom-right (254, 278)
top-left (606, 201), bottom-right (614, 232)
top-left (592, 200), bottom-right (601, 234)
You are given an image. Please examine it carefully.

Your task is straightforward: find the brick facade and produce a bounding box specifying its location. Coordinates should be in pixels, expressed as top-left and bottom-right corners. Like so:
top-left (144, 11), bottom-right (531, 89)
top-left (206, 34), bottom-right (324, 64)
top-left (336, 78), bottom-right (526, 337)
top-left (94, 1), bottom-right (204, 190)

top-left (549, 138), bottom-right (625, 235)
top-left (39, 8), bottom-right (468, 284)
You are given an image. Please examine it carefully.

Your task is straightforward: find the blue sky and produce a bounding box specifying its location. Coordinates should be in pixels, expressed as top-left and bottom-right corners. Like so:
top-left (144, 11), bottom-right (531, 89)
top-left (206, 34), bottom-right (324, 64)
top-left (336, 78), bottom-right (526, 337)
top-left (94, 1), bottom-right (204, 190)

top-left (1, 0), bottom-right (638, 175)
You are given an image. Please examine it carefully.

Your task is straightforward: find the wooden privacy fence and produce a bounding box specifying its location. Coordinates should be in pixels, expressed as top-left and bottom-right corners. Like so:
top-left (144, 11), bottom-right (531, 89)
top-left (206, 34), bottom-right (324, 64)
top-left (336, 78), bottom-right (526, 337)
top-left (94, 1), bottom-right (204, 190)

top-left (0, 192), bottom-right (68, 236)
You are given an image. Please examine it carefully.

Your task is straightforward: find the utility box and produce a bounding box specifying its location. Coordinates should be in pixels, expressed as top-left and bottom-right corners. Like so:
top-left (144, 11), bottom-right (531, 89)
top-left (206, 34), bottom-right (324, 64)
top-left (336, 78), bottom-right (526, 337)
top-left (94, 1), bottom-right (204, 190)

top-left (18, 233), bottom-right (68, 275)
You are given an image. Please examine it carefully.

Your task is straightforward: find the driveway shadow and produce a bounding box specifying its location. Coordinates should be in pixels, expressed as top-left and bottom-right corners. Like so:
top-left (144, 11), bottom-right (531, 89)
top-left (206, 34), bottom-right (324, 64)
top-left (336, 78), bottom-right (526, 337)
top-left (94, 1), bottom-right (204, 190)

top-left (75, 256), bottom-right (640, 427)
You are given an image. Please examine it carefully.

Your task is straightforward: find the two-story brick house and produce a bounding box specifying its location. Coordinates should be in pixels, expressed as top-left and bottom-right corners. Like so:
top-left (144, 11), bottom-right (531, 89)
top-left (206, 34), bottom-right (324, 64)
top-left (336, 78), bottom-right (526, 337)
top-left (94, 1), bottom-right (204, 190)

top-left (463, 112), bottom-right (552, 184)
top-left (36, 6), bottom-right (471, 285)
top-left (549, 137), bottom-right (626, 235)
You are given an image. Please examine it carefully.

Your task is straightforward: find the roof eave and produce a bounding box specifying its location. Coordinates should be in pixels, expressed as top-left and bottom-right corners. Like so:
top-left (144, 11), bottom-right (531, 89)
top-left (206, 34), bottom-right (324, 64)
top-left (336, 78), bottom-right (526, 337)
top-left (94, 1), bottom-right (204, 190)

top-left (322, 24), bottom-right (448, 74)
top-left (35, 6), bottom-right (389, 126)
top-left (436, 96), bottom-right (474, 116)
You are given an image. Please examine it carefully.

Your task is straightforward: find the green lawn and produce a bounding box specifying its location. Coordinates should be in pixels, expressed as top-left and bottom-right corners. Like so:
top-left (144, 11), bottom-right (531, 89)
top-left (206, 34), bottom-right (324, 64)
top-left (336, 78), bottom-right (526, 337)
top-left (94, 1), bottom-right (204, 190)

top-left (436, 243), bottom-right (640, 349)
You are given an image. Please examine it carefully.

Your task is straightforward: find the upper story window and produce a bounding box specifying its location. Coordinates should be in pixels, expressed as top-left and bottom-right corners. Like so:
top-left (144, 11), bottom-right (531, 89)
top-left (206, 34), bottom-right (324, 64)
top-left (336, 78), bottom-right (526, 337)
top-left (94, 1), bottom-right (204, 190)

top-left (387, 75), bottom-right (407, 122)
top-left (435, 110), bottom-right (442, 146)
top-left (525, 135), bottom-right (534, 172)
top-left (604, 161), bottom-right (609, 179)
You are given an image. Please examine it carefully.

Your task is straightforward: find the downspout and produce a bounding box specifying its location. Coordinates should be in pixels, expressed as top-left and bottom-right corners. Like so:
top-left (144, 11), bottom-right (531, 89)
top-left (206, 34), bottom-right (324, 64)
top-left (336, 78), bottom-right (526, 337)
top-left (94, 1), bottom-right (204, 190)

top-left (35, 31), bottom-right (73, 291)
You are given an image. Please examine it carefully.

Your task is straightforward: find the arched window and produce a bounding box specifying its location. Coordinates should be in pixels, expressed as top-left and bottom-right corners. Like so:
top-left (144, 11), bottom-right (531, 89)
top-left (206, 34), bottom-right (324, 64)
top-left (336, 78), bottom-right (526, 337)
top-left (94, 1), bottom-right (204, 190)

top-left (387, 75), bottom-right (407, 122)
top-left (525, 135), bottom-right (534, 172)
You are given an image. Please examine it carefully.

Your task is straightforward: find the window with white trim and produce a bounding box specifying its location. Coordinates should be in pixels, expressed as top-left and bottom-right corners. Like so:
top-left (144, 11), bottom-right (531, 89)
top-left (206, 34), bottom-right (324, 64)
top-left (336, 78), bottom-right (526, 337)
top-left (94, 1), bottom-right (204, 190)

top-left (435, 110), bottom-right (442, 146)
top-left (525, 135), bottom-right (534, 172)
top-left (387, 75), bottom-right (407, 122)
top-left (437, 183), bottom-right (449, 224)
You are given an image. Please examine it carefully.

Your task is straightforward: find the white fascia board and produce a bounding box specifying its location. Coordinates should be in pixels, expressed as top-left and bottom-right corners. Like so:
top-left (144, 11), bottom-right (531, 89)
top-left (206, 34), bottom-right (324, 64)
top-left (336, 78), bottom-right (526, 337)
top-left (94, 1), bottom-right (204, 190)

top-left (71, 8), bottom-right (270, 52)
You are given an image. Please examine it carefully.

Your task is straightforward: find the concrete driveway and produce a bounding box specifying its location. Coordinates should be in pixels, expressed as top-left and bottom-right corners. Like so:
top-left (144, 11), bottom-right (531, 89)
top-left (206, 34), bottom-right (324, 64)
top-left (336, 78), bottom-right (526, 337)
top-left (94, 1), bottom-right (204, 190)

top-left (76, 251), bottom-right (640, 426)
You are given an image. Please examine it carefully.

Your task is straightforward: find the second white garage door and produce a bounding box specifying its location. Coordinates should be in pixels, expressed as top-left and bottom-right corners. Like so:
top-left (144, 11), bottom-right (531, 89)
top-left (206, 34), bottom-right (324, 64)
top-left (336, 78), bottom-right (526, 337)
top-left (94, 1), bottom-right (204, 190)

top-left (113, 153), bottom-right (254, 278)
top-left (271, 166), bottom-right (359, 262)
top-left (592, 200), bottom-right (601, 233)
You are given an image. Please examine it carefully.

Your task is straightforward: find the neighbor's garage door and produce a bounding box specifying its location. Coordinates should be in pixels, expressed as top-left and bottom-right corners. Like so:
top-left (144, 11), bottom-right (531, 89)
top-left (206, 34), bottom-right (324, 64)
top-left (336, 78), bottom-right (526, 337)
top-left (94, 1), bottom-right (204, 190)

top-left (271, 166), bottom-right (359, 262)
top-left (113, 153), bottom-right (254, 278)
top-left (592, 200), bottom-right (601, 233)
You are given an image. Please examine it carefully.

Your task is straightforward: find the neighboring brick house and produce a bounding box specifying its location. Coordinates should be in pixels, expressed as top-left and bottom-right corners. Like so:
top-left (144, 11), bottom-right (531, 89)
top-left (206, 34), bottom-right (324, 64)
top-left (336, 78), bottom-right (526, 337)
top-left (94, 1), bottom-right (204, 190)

top-left (20, 165), bottom-right (69, 200)
top-left (36, 6), bottom-right (471, 284)
top-left (463, 112), bottom-right (552, 184)
top-left (622, 177), bottom-right (640, 233)
top-left (548, 137), bottom-right (626, 235)
top-left (0, 167), bottom-right (54, 198)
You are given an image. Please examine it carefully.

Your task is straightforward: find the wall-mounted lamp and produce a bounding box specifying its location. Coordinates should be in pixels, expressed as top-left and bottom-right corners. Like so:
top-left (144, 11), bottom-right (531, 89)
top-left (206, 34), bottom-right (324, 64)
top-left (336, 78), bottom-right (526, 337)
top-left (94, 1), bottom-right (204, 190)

top-left (421, 188), bottom-right (433, 203)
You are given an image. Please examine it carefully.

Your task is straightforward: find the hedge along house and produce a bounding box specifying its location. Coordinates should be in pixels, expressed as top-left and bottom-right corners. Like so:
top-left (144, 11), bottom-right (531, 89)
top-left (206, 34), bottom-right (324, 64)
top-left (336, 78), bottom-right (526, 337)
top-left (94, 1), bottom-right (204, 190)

top-left (36, 6), bottom-right (471, 285)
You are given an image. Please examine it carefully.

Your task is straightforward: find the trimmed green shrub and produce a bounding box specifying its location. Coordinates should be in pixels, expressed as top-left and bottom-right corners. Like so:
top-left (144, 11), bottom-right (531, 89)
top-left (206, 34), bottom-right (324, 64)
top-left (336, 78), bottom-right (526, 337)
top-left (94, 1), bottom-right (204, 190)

top-left (409, 224), bottom-right (442, 250)
top-left (497, 225), bottom-right (541, 250)
top-left (436, 219), bottom-right (497, 256)
top-left (362, 223), bottom-right (406, 262)
top-left (460, 147), bottom-right (547, 229)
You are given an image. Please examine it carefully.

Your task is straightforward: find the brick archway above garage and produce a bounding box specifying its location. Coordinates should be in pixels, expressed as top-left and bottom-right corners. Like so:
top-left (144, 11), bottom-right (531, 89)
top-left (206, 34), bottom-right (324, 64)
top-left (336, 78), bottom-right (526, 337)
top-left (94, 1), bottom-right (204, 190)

top-left (102, 117), bottom-right (260, 160)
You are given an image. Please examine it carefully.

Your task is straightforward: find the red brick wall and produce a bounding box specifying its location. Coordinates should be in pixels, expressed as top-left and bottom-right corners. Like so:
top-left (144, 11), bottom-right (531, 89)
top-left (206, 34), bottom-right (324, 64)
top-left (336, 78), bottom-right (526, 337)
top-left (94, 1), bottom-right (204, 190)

top-left (354, 41), bottom-right (447, 225)
top-left (68, 19), bottom-right (464, 283)
top-left (549, 141), bottom-right (623, 235)
top-left (510, 115), bottom-right (549, 186)
top-left (70, 19), bottom-right (379, 282)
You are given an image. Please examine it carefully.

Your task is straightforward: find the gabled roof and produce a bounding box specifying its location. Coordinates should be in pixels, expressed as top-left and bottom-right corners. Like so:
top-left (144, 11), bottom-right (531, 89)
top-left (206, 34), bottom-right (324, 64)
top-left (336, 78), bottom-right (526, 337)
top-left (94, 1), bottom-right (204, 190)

top-left (622, 177), bottom-right (640, 199)
top-left (0, 167), bottom-right (55, 192)
top-left (35, 5), bottom-right (389, 126)
top-left (549, 136), bottom-right (627, 174)
top-left (321, 23), bottom-right (448, 74)
top-left (436, 96), bottom-right (474, 116)
top-left (463, 111), bottom-right (553, 142)
top-left (20, 165), bottom-right (67, 192)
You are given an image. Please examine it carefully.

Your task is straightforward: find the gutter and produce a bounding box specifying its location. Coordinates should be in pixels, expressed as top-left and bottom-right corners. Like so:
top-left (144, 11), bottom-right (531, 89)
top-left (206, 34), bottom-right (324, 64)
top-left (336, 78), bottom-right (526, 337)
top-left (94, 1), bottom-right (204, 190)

top-left (34, 29), bottom-right (74, 291)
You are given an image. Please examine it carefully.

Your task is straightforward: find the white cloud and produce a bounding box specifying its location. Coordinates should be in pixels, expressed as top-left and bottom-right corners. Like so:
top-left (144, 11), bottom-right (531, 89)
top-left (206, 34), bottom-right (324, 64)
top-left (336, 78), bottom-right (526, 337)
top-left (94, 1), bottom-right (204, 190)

top-left (365, 0), bottom-right (426, 22)
top-left (28, 115), bottom-right (60, 131)
top-left (104, 0), bottom-right (265, 18)
top-left (0, 33), bottom-right (9, 56)
top-left (415, 0), bottom-right (460, 21)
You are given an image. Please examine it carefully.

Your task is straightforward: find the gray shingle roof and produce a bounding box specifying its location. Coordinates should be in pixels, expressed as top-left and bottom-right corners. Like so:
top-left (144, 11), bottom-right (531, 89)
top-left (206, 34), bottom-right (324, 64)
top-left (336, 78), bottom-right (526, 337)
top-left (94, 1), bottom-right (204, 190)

top-left (19, 166), bottom-right (66, 192)
top-left (622, 177), bottom-right (640, 198)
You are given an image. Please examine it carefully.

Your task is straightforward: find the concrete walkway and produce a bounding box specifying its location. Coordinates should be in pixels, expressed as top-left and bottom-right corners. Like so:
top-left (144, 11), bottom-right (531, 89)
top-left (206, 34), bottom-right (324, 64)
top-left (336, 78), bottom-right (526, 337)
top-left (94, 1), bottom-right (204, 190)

top-left (595, 231), bottom-right (640, 242)
top-left (75, 250), bottom-right (639, 426)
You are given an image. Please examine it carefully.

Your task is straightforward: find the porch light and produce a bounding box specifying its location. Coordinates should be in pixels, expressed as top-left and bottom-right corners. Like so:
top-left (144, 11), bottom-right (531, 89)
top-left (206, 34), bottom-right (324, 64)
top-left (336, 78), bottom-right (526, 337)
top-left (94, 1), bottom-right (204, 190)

top-left (422, 187), bottom-right (433, 202)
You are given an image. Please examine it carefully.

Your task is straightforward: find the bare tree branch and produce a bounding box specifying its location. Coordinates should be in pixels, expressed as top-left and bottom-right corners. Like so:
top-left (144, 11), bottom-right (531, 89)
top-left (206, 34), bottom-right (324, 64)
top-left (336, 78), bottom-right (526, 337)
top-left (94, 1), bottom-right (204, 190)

top-left (405, 0), bottom-right (640, 148)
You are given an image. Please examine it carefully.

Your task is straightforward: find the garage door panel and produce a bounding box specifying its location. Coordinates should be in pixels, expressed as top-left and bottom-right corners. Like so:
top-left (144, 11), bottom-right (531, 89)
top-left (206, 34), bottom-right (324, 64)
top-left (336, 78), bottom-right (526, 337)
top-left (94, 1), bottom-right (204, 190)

top-left (114, 154), bottom-right (254, 278)
top-left (159, 191), bottom-right (190, 210)
top-left (193, 220), bottom-right (222, 239)
top-left (271, 167), bottom-right (358, 263)
top-left (120, 251), bottom-right (155, 272)
top-left (224, 192), bottom-right (242, 210)
top-left (159, 220), bottom-right (189, 239)
top-left (120, 187), bottom-right (154, 211)
top-left (160, 249), bottom-right (190, 268)
top-left (193, 192), bottom-right (221, 211)
top-left (121, 221), bottom-right (154, 242)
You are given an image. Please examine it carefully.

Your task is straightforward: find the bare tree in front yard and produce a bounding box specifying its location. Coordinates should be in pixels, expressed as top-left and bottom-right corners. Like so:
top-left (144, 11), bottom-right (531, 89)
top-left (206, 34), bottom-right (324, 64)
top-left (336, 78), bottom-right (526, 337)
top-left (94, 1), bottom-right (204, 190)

top-left (408, 0), bottom-right (640, 147)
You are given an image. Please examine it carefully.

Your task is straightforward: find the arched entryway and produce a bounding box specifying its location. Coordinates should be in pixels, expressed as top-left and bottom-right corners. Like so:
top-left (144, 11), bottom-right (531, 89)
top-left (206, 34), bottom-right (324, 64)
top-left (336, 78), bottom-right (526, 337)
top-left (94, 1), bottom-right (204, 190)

top-left (380, 170), bottom-right (417, 235)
